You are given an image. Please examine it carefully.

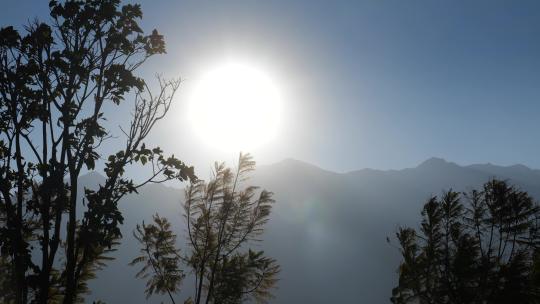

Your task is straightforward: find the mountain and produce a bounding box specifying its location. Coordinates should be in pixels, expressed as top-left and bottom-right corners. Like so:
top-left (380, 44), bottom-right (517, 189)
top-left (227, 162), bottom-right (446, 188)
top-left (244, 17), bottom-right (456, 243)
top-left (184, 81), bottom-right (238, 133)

top-left (85, 158), bottom-right (540, 303)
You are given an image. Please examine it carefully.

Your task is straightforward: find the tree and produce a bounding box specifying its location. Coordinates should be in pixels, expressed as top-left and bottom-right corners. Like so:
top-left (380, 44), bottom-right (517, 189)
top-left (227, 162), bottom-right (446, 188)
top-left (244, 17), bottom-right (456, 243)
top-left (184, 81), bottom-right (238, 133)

top-left (391, 179), bottom-right (540, 304)
top-left (131, 214), bottom-right (184, 303)
top-left (0, 1), bottom-right (195, 303)
top-left (131, 153), bottom-right (280, 304)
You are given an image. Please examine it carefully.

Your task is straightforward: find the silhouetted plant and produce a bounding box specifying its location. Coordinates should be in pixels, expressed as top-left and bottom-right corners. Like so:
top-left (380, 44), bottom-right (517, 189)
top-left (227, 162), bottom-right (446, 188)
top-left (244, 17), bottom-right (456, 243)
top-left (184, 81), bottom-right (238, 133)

top-left (0, 1), bottom-right (195, 303)
top-left (391, 179), bottom-right (540, 304)
top-left (131, 214), bottom-right (184, 303)
top-left (131, 153), bottom-right (280, 304)
top-left (0, 254), bottom-right (14, 302)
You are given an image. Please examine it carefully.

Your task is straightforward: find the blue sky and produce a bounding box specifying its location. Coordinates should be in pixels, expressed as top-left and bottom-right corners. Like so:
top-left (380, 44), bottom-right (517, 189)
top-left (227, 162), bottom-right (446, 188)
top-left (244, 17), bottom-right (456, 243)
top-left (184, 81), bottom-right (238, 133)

top-left (3, 0), bottom-right (540, 173)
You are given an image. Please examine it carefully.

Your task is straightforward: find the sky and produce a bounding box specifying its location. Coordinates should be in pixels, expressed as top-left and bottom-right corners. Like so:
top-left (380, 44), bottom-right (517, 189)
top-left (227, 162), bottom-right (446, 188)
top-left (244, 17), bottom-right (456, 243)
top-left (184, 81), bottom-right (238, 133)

top-left (2, 0), bottom-right (540, 174)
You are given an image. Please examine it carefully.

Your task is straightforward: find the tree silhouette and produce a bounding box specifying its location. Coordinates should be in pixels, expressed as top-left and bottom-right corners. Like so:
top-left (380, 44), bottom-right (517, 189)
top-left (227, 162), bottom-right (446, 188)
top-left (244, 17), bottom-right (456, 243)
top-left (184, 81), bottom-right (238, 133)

top-left (131, 214), bottom-right (184, 303)
top-left (131, 153), bottom-right (280, 304)
top-left (0, 1), bottom-right (195, 303)
top-left (391, 179), bottom-right (540, 303)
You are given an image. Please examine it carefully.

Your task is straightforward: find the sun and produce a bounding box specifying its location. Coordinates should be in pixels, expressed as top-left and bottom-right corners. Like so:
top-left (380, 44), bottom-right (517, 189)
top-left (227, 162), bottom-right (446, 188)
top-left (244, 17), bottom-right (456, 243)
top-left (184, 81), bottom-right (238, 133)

top-left (188, 61), bottom-right (282, 152)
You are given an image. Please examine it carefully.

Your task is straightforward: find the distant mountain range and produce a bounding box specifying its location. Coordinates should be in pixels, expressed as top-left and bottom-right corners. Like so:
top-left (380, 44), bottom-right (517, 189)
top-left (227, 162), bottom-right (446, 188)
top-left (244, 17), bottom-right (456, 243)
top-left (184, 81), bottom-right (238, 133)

top-left (84, 158), bottom-right (540, 303)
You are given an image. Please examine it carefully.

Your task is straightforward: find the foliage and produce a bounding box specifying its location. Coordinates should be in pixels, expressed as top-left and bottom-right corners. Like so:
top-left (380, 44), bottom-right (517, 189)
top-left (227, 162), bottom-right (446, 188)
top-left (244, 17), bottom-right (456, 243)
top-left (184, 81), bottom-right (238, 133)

top-left (131, 153), bottom-right (280, 304)
top-left (0, 254), bottom-right (15, 303)
top-left (131, 214), bottom-right (184, 303)
top-left (391, 179), bottom-right (540, 304)
top-left (0, 1), bottom-right (195, 303)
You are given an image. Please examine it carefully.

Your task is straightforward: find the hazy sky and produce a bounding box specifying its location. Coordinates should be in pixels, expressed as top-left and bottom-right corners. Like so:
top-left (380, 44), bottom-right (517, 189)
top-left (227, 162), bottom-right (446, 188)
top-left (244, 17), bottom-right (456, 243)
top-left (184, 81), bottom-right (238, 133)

top-left (3, 0), bottom-right (540, 173)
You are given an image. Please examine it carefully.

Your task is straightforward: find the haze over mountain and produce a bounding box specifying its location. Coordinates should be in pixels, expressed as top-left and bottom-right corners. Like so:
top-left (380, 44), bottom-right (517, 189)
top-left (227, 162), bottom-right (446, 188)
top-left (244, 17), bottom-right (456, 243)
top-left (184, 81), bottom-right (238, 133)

top-left (85, 158), bottom-right (540, 303)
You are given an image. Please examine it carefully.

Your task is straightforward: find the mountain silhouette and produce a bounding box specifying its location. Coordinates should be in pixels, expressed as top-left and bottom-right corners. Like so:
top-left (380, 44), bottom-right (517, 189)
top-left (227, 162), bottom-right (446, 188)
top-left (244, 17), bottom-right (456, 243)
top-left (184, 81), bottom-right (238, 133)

top-left (85, 158), bottom-right (540, 303)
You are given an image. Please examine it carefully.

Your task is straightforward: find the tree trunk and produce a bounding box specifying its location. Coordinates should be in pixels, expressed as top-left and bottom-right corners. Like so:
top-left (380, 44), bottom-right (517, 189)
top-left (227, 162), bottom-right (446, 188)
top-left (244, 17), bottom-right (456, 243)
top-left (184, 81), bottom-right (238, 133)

top-left (39, 201), bottom-right (50, 304)
top-left (63, 175), bottom-right (78, 304)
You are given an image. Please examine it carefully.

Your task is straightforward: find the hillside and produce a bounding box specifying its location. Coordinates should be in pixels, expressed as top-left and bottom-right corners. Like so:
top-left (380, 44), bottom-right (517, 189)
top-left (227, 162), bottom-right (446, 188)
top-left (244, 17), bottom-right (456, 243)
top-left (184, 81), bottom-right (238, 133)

top-left (86, 158), bottom-right (540, 303)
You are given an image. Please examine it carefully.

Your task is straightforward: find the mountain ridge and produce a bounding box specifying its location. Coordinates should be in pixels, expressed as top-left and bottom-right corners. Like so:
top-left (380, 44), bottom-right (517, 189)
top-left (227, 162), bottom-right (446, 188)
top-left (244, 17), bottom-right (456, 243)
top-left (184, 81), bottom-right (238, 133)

top-left (81, 157), bottom-right (540, 182)
top-left (266, 157), bottom-right (539, 175)
top-left (86, 157), bottom-right (540, 304)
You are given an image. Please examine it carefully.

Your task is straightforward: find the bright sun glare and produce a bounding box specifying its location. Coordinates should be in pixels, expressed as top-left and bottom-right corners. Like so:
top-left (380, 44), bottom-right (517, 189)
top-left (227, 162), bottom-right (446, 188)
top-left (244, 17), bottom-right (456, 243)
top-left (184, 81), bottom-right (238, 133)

top-left (188, 61), bottom-right (282, 152)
